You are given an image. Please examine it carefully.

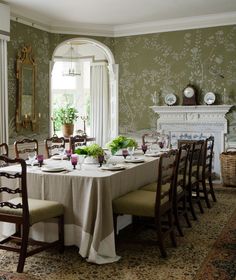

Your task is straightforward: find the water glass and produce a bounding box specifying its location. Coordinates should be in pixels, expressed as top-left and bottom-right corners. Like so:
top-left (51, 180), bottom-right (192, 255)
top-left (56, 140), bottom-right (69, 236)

top-left (28, 152), bottom-right (36, 167)
top-left (128, 146), bottom-right (135, 159)
top-left (58, 147), bottom-right (65, 160)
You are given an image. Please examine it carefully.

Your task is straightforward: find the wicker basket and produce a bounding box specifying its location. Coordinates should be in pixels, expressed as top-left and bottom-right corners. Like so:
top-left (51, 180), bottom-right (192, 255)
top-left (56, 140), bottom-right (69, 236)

top-left (220, 148), bottom-right (236, 187)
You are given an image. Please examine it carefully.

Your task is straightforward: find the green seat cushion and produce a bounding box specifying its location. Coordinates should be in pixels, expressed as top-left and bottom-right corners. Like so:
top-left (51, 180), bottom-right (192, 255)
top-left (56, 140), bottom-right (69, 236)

top-left (0, 197), bottom-right (64, 225)
top-left (140, 182), bottom-right (157, 192)
top-left (113, 190), bottom-right (169, 217)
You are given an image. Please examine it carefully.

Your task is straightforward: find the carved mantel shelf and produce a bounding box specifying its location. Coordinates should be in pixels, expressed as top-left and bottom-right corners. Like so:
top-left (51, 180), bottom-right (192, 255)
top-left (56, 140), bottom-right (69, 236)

top-left (150, 105), bottom-right (233, 176)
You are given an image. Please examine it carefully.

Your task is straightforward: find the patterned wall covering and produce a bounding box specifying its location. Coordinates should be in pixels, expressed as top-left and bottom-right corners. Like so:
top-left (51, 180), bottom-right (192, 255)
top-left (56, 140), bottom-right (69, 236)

top-left (114, 26), bottom-right (236, 146)
top-left (8, 21), bottom-right (236, 145)
top-left (8, 21), bottom-right (113, 144)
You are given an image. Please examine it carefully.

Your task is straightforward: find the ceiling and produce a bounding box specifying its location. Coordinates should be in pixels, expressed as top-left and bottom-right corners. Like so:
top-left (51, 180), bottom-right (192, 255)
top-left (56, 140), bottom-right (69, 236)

top-left (4, 0), bottom-right (236, 37)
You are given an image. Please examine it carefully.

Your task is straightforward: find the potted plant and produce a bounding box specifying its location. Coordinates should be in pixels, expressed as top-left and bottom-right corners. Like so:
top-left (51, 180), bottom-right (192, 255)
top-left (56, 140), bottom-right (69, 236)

top-left (53, 105), bottom-right (78, 137)
top-left (106, 135), bottom-right (138, 155)
top-left (74, 144), bottom-right (104, 164)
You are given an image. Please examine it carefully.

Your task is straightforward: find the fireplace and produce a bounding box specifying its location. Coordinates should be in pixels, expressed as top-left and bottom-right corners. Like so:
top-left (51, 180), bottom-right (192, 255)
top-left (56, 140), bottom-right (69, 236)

top-left (151, 105), bottom-right (232, 176)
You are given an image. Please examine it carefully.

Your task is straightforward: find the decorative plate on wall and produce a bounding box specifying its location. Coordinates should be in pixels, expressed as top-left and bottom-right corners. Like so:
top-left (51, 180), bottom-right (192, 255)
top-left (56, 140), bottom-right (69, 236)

top-left (164, 93), bottom-right (177, 106)
top-left (204, 92), bottom-right (216, 105)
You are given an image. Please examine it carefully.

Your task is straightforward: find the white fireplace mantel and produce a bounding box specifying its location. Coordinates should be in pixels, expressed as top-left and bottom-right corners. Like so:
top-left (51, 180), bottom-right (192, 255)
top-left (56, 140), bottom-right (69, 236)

top-left (151, 105), bottom-right (233, 176)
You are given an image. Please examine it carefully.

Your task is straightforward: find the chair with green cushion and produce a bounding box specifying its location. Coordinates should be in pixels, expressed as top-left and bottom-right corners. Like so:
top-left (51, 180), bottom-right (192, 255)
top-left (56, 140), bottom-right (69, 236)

top-left (198, 136), bottom-right (216, 208)
top-left (141, 145), bottom-right (192, 236)
top-left (178, 140), bottom-right (205, 220)
top-left (14, 138), bottom-right (38, 160)
top-left (172, 144), bottom-right (192, 236)
top-left (0, 156), bottom-right (64, 273)
top-left (113, 149), bottom-right (178, 258)
top-left (44, 136), bottom-right (65, 158)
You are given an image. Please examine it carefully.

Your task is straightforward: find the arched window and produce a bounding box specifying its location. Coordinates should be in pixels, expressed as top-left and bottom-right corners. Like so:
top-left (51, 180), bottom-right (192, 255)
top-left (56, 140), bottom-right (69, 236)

top-left (50, 38), bottom-right (118, 147)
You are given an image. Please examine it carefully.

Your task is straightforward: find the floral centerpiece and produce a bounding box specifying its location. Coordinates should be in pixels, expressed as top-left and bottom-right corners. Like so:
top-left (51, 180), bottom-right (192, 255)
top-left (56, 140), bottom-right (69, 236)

top-left (106, 135), bottom-right (138, 155)
top-left (74, 144), bottom-right (104, 164)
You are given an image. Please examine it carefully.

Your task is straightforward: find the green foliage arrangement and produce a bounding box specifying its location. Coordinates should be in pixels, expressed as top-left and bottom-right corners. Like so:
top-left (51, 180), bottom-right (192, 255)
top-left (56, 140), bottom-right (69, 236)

top-left (53, 105), bottom-right (78, 125)
top-left (106, 135), bottom-right (138, 155)
top-left (74, 144), bottom-right (104, 158)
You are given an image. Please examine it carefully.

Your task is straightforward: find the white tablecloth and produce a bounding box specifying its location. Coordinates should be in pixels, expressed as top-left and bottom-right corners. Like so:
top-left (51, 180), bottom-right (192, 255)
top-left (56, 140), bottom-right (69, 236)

top-left (0, 154), bottom-right (159, 264)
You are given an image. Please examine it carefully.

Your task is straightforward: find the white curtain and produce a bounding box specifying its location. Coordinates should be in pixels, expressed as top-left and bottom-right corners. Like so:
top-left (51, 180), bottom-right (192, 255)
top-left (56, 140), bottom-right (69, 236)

top-left (0, 39), bottom-right (8, 144)
top-left (90, 62), bottom-right (110, 147)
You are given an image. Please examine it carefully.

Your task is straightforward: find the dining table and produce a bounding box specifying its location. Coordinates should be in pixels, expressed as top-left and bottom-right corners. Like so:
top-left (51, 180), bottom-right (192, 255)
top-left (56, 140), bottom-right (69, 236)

top-left (0, 151), bottom-right (161, 264)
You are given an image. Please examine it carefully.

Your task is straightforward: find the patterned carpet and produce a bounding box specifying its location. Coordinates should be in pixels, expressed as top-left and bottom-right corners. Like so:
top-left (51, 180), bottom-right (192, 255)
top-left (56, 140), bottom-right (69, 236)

top-left (0, 186), bottom-right (235, 280)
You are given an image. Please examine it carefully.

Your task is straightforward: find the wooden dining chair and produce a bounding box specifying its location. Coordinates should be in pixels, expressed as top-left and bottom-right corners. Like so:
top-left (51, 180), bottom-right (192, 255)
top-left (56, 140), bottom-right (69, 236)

top-left (44, 136), bottom-right (65, 158)
top-left (142, 131), bottom-right (169, 150)
top-left (198, 136), bottom-right (216, 208)
top-left (140, 145), bottom-right (191, 236)
top-left (14, 138), bottom-right (38, 159)
top-left (69, 135), bottom-right (86, 153)
top-left (0, 155), bottom-right (64, 273)
top-left (0, 143), bottom-right (9, 157)
top-left (172, 144), bottom-right (192, 236)
top-left (178, 140), bottom-right (205, 220)
top-left (113, 149), bottom-right (178, 257)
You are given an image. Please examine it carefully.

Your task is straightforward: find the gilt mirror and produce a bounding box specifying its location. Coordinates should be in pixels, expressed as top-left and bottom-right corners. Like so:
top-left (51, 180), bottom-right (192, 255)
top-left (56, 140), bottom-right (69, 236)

top-left (16, 45), bottom-right (36, 131)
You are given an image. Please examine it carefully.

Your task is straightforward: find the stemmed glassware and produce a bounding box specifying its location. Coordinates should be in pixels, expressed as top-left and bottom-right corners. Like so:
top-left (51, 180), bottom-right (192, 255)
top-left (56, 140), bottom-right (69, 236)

top-left (37, 154), bottom-right (44, 167)
top-left (28, 152), bottom-right (36, 167)
top-left (58, 147), bottom-right (65, 160)
top-left (71, 154), bottom-right (78, 169)
top-left (66, 149), bottom-right (72, 160)
top-left (98, 155), bottom-right (104, 167)
top-left (128, 146), bottom-right (135, 159)
top-left (122, 149), bottom-right (128, 159)
top-left (141, 144), bottom-right (148, 154)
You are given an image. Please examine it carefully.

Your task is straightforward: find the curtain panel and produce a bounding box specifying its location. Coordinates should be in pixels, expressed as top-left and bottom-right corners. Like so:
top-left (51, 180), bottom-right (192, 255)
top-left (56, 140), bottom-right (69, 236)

top-left (90, 62), bottom-right (110, 147)
top-left (0, 39), bottom-right (9, 143)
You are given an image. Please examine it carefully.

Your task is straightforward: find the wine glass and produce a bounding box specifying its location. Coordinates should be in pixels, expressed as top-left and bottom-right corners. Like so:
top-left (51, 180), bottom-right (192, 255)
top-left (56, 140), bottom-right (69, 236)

top-left (66, 149), bottom-right (72, 160)
top-left (98, 155), bottom-right (104, 167)
top-left (122, 149), bottom-right (128, 159)
top-left (58, 147), bottom-right (65, 160)
top-left (28, 152), bottom-right (36, 167)
top-left (141, 144), bottom-right (148, 154)
top-left (71, 154), bottom-right (78, 169)
top-left (128, 146), bottom-right (135, 159)
top-left (37, 154), bottom-right (44, 167)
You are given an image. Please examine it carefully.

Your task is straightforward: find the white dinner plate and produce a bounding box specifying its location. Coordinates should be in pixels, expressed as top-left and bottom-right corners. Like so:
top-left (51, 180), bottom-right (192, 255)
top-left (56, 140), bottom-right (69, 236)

top-left (145, 153), bottom-right (161, 157)
top-left (101, 164), bottom-right (126, 171)
top-left (26, 160), bottom-right (39, 166)
top-left (124, 157), bottom-right (144, 163)
top-left (41, 166), bottom-right (65, 172)
top-left (50, 155), bottom-right (68, 160)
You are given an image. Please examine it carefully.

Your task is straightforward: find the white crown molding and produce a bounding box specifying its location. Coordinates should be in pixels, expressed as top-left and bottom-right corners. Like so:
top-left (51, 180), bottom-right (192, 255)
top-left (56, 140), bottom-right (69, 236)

top-left (113, 12), bottom-right (236, 37)
top-left (11, 11), bottom-right (236, 38)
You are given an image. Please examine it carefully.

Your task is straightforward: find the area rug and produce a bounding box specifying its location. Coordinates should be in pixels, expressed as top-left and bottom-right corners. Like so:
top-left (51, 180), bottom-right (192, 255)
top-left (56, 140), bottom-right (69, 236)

top-left (0, 186), bottom-right (235, 280)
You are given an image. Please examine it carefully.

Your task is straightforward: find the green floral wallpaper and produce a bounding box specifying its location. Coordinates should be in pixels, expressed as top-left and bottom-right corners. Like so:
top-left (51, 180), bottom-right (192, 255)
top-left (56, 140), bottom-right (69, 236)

top-left (7, 21), bottom-right (236, 145)
top-left (114, 26), bottom-right (236, 144)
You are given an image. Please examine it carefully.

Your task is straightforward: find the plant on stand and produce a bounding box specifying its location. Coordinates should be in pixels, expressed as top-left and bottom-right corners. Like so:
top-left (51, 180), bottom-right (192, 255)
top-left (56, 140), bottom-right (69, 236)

top-left (53, 105), bottom-right (78, 137)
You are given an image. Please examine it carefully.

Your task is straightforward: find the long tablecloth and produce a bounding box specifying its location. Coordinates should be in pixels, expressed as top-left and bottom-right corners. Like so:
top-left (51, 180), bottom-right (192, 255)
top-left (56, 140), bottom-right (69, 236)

top-left (0, 154), bottom-right (159, 264)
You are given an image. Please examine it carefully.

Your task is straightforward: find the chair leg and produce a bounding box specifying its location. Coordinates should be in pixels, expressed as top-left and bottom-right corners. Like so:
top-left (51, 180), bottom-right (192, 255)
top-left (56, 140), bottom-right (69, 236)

top-left (209, 176), bottom-right (217, 202)
top-left (195, 184), bottom-right (204, 214)
top-left (173, 204), bottom-right (184, 237)
top-left (182, 195), bottom-right (192, 227)
top-left (58, 215), bottom-right (64, 253)
top-left (168, 211), bottom-right (177, 247)
top-left (17, 224), bottom-right (30, 273)
top-left (156, 220), bottom-right (167, 258)
top-left (188, 196), bottom-right (198, 220)
top-left (201, 179), bottom-right (211, 208)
